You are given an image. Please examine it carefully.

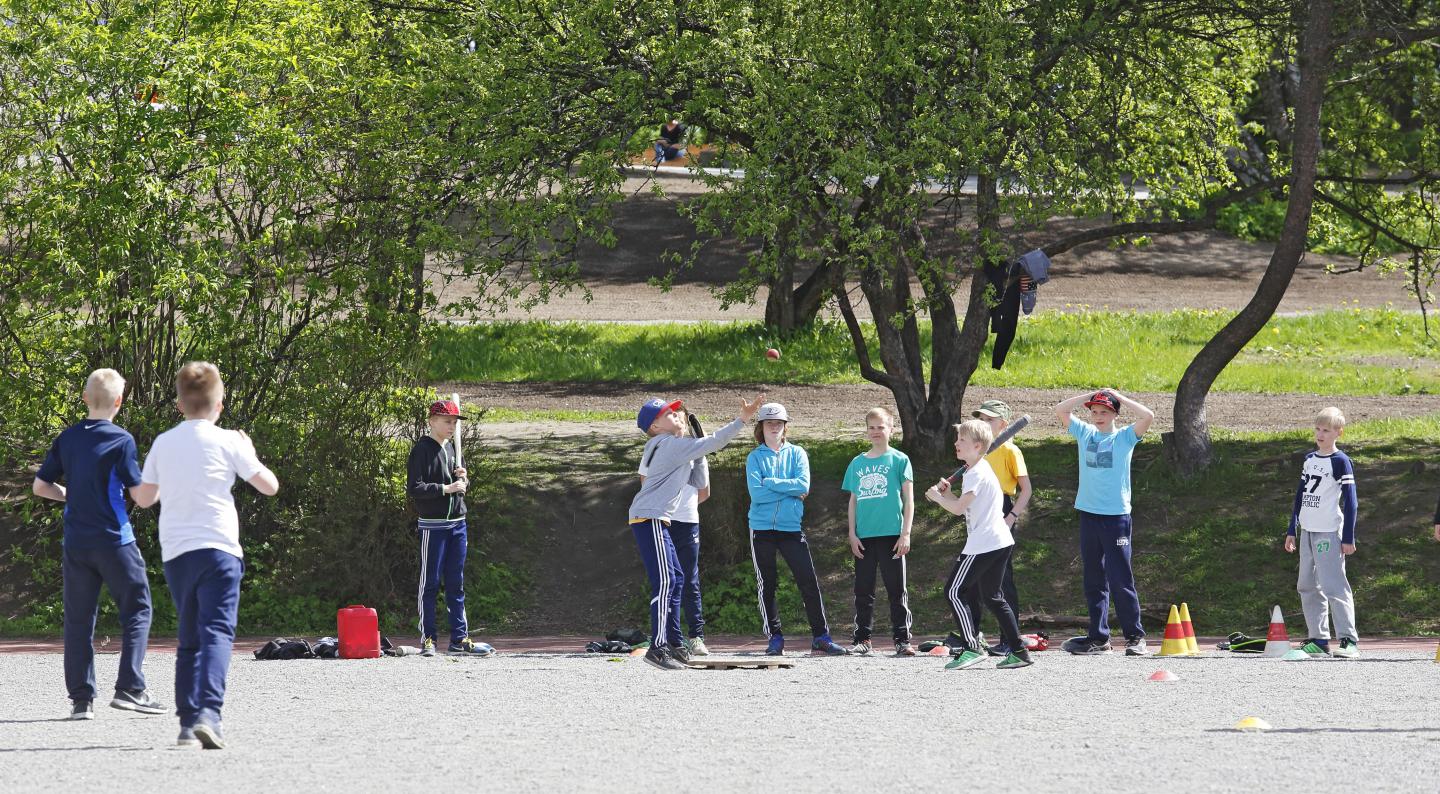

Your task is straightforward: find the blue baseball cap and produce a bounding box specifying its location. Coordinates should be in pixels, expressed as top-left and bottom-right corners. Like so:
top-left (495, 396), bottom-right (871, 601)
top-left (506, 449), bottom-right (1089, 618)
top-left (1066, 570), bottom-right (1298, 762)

top-left (636, 398), bottom-right (683, 432)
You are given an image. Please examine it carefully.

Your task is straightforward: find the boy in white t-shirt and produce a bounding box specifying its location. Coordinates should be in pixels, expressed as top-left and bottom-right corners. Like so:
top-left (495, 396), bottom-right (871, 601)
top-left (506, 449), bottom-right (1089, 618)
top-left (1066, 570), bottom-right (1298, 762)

top-left (133, 362), bottom-right (278, 750)
top-left (637, 406), bottom-right (712, 656)
top-left (925, 420), bottom-right (1031, 671)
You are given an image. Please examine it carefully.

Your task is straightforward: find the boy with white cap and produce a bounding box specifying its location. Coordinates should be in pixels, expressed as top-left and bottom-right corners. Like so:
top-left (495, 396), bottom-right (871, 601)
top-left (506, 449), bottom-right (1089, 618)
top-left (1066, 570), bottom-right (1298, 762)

top-left (745, 402), bottom-right (848, 656)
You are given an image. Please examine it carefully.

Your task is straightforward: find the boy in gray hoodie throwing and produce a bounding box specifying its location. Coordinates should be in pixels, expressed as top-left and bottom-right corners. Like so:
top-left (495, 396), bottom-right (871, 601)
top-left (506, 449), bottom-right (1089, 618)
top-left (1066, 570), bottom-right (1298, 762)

top-left (630, 392), bottom-right (764, 670)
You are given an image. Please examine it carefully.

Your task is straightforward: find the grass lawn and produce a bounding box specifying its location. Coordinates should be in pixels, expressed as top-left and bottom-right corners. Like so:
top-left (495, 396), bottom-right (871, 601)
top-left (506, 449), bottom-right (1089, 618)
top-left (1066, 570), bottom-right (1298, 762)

top-left (430, 308), bottom-right (1440, 396)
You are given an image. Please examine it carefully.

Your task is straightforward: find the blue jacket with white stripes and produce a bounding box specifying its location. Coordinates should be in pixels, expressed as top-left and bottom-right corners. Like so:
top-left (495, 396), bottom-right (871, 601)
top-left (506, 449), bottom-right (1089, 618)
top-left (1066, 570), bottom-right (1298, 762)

top-left (745, 442), bottom-right (809, 533)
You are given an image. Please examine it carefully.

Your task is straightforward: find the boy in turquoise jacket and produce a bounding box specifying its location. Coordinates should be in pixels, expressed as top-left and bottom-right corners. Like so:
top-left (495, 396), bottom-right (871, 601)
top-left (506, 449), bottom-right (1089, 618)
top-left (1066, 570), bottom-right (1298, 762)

top-left (744, 403), bottom-right (847, 656)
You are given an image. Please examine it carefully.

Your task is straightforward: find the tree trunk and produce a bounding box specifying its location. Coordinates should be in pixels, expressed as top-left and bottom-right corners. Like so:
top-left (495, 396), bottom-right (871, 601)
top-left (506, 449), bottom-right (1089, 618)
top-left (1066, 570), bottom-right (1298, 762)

top-left (1169, 0), bottom-right (1333, 475)
top-left (763, 255), bottom-right (795, 329)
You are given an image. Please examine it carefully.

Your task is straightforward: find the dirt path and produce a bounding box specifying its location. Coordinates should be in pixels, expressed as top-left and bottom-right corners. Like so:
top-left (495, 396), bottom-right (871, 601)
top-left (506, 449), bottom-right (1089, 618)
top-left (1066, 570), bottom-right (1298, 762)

top-left (444, 381), bottom-right (1440, 441)
top-left (438, 177), bottom-right (1418, 322)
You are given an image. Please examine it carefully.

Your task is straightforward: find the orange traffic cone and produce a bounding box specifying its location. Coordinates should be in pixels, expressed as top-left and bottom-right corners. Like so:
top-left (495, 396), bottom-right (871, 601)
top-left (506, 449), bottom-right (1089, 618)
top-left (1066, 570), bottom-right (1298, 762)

top-left (1159, 605), bottom-right (1189, 656)
top-left (1179, 602), bottom-right (1200, 655)
top-left (1262, 605), bottom-right (1290, 658)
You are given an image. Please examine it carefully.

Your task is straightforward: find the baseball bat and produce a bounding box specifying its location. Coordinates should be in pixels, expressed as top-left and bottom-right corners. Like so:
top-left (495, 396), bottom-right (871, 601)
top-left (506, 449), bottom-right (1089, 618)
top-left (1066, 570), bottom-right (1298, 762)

top-left (946, 414), bottom-right (1030, 483)
top-left (450, 392), bottom-right (463, 470)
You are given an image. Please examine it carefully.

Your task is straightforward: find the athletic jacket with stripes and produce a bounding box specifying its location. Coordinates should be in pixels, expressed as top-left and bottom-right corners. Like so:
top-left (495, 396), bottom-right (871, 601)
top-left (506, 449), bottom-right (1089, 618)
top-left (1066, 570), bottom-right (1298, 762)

top-left (407, 436), bottom-right (466, 521)
top-left (1288, 449), bottom-right (1357, 544)
top-left (745, 442), bottom-right (810, 532)
top-left (629, 419), bottom-right (744, 521)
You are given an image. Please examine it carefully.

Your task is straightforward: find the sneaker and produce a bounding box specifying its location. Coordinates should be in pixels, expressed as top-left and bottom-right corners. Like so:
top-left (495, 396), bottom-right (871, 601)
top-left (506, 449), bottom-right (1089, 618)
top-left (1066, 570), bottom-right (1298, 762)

top-left (894, 642), bottom-right (917, 657)
top-left (986, 643), bottom-right (1011, 658)
top-left (447, 638), bottom-right (496, 657)
top-left (996, 649), bottom-right (1034, 669)
top-left (111, 689), bottom-right (166, 715)
top-left (811, 635), bottom-right (849, 656)
top-left (670, 643), bottom-right (692, 665)
top-left (848, 641), bottom-right (873, 656)
top-left (1062, 636), bottom-right (1113, 655)
top-left (177, 725), bottom-right (200, 747)
top-left (1300, 639), bottom-right (1331, 657)
top-left (69, 700), bottom-right (94, 721)
top-left (942, 631), bottom-right (966, 651)
top-left (685, 637), bottom-right (710, 657)
top-left (193, 718), bottom-right (224, 750)
top-left (420, 638), bottom-right (436, 657)
top-left (945, 648), bottom-right (986, 670)
top-left (765, 635), bottom-right (785, 656)
top-left (643, 644), bottom-right (686, 670)
top-left (1124, 637), bottom-right (1149, 657)
top-left (1332, 637), bottom-right (1359, 659)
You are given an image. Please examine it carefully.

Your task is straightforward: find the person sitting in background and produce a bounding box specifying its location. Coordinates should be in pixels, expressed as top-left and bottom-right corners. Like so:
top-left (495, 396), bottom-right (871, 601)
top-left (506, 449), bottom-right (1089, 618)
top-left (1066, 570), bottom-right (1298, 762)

top-left (653, 119), bottom-right (688, 165)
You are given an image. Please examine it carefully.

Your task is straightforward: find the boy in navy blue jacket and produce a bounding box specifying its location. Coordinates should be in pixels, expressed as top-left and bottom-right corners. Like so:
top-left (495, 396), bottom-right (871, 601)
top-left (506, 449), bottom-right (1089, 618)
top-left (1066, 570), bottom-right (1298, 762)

top-left (407, 399), bottom-right (495, 659)
top-left (33, 369), bottom-right (166, 721)
top-left (745, 403), bottom-right (847, 657)
top-left (1285, 407), bottom-right (1360, 658)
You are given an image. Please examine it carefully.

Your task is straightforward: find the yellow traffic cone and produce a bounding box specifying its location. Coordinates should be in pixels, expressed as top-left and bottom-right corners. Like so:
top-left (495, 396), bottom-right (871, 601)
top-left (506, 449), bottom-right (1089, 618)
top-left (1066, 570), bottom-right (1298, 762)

top-left (1180, 602), bottom-right (1200, 655)
top-left (1434, 643), bottom-right (1440, 664)
top-left (1159, 605), bottom-right (1189, 656)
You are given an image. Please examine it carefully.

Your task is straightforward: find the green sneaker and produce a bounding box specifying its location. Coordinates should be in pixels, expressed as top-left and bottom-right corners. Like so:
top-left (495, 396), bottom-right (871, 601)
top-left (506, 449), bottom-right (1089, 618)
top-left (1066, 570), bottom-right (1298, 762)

top-left (1331, 638), bottom-right (1359, 659)
top-left (996, 650), bottom-right (1034, 669)
top-left (1300, 640), bottom-right (1330, 658)
top-left (944, 649), bottom-right (986, 670)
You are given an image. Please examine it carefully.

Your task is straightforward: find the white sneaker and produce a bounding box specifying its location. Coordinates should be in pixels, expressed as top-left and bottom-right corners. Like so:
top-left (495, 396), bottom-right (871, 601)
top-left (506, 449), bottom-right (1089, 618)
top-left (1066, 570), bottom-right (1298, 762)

top-left (685, 637), bottom-right (710, 657)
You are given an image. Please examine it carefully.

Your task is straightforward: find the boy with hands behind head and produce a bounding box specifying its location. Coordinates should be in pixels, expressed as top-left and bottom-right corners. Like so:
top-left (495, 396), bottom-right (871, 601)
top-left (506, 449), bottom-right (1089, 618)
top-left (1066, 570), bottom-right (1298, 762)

top-left (1052, 388), bottom-right (1153, 656)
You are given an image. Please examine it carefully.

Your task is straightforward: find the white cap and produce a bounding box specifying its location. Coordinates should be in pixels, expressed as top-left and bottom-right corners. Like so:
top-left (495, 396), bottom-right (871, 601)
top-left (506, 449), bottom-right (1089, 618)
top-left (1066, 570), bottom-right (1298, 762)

top-left (755, 402), bottom-right (789, 423)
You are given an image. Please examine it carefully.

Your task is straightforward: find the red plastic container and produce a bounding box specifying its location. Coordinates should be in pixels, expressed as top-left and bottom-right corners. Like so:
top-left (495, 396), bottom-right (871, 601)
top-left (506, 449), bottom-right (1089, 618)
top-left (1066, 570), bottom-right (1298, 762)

top-left (337, 604), bottom-right (381, 659)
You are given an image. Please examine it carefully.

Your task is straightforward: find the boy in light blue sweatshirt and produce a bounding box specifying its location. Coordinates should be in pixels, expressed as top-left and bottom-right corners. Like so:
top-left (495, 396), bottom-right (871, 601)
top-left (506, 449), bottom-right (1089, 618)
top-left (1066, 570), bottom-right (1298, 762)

top-left (745, 403), bottom-right (847, 656)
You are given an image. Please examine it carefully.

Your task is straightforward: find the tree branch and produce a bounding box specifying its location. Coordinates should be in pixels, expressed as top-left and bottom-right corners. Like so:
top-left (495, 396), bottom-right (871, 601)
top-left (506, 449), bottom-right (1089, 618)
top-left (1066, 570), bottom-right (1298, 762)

top-left (831, 284), bottom-right (894, 389)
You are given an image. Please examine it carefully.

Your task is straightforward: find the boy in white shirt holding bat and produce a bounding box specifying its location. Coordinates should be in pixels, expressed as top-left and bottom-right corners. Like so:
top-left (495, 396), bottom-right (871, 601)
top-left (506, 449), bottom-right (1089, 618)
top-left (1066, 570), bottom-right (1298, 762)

top-left (926, 420), bottom-right (1032, 671)
top-left (964, 400), bottom-right (1033, 656)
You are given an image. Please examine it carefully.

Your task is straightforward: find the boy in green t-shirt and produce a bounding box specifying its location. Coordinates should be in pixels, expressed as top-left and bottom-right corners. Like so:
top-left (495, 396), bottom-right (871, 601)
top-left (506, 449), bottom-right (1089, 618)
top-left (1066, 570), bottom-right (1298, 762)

top-left (842, 408), bottom-right (916, 656)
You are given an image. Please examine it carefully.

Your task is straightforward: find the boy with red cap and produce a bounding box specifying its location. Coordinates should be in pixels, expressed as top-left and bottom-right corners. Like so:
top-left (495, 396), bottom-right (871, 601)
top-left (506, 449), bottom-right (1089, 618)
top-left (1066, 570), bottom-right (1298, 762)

top-left (1052, 389), bottom-right (1154, 656)
top-left (407, 398), bottom-right (494, 658)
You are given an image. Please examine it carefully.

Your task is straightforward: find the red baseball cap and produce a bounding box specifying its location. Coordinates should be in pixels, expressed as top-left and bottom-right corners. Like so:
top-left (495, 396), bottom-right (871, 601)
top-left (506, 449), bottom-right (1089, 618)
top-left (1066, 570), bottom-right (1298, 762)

top-left (429, 399), bottom-right (468, 420)
top-left (1083, 391), bottom-right (1120, 413)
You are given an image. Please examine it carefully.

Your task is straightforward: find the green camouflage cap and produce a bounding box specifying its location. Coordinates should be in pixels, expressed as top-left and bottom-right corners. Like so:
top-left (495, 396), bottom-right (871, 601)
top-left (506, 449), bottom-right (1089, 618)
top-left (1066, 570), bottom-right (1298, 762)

top-left (972, 399), bottom-right (1011, 420)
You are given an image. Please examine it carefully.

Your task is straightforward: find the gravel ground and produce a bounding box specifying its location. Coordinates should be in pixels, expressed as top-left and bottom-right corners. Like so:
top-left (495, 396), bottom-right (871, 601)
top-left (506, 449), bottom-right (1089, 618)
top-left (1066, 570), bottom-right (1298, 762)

top-left (4, 648), bottom-right (1438, 791)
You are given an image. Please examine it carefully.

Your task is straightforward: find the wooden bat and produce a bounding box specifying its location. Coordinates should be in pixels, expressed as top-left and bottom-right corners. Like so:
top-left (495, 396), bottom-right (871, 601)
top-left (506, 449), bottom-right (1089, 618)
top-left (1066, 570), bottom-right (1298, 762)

top-left (946, 414), bottom-right (1030, 483)
top-left (450, 392), bottom-right (463, 471)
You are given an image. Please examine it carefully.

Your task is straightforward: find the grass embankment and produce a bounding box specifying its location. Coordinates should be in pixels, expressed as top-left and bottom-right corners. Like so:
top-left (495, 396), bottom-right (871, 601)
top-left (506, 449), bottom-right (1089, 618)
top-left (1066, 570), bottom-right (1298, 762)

top-left (671, 419), bottom-right (1440, 638)
top-left (431, 308), bottom-right (1440, 395)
